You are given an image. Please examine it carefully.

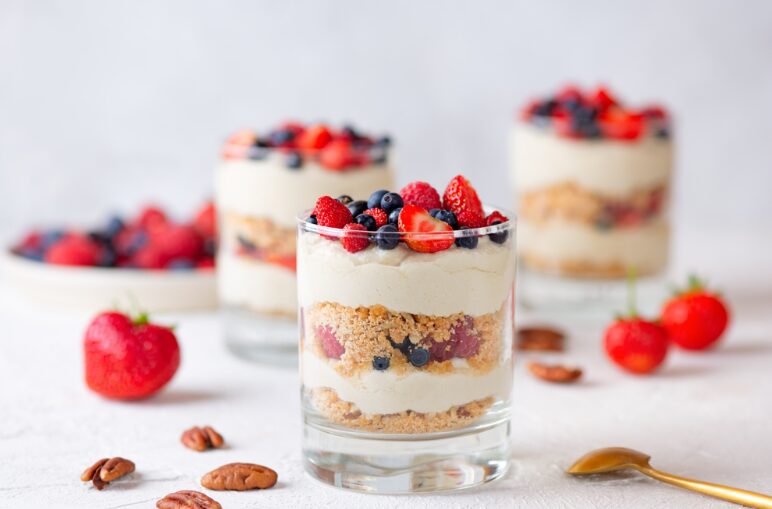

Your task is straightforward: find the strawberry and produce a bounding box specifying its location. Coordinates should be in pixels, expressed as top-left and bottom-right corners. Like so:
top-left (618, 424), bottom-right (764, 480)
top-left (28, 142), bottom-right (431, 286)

top-left (603, 272), bottom-right (669, 374)
top-left (598, 109), bottom-right (644, 140)
top-left (341, 223), bottom-right (370, 253)
top-left (398, 204), bottom-right (454, 253)
top-left (84, 311), bottom-right (180, 400)
top-left (319, 139), bottom-right (353, 170)
top-left (45, 234), bottom-right (101, 266)
top-left (196, 257), bottom-right (215, 270)
top-left (486, 211), bottom-right (509, 225)
top-left (660, 275), bottom-right (730, 351)
top-left (442, 175), bottom-right (485, 228)
top-left (134, 205), bottom-right (168, 231)
top-left (316, 325), bottom-right (344, 359)
top-left (192, 201), bottom-right (216, 239)
top-left (296, 124), bottom-right (333, 150)
top-left (131, 244), bottom-right (167, 269)
top-left (590, 85), bottom-right (618, 111)
top-left (152, 224), bottom-right (204, 267)
top-left (362, 208), bottom-right (388, 228)
top-left (400, 181), bottom-right (442, 210)
top-left (313, 196), bottom-right (353, 229)
top-left (226, 129), bottom-right (257, 147)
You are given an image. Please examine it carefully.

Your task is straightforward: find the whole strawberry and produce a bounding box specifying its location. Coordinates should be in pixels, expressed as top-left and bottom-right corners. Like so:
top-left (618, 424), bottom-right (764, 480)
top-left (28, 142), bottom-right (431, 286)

top-left (603, 272), bottom-right (669, 374)
top-left (84, 311), bottom-right (180, 399)
top-left (45, 234), bottom-right (101, 267)
top-left (661, 275), bottom-right (730, 351)
top-left (442, 175), bottom-right (485, 228)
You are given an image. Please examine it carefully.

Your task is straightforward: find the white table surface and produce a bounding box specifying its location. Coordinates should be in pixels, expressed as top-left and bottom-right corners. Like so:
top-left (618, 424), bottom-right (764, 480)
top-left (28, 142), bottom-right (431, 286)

top-left (1, 231), bottom-right (771, 509)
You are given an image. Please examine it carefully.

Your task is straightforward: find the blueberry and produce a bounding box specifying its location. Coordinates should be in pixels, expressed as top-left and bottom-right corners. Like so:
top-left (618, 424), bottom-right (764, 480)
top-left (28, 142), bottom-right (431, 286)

top-left (87, 230), bottom-right (111, 245)
top-left (562, 98), bottom-right (582, 112)
top-left (247, 146), bottom-right (269, 160)
top-left (372, 356), bottom-right (390, 370)
top-left (367, 189), bottom-right (389, 210)
top-left (374, 224), bottom-right (399, 250)
top-left (204, 238), bottom-right (217, 257)
top-left (168, 259), bottom-right (195, 270)
top-left (370, 148), bottom-right (388, 165)
top-left (388, 207), bottom-right (402, 225)
top-left (488, 220), bottom-right (509, 244)
top-left (429, 209), bottom-right (458, 229)
top-left (105, 216), bottom-right (124, 238)
top-left (380, 192), bottom-right (403, 213)
top-left (573, 105), bottom-right (598, 123)
top-left (125, 231), bottom-right (148, 255)
top-left (375, 135), bottom-right (392, 147)
top-left (355, 213), bottom-right (377, 231)
top-left (655, 127), bottom-right (670, 139)
top-left (347, 200), bottom-right (368, 218)
top-left (270, 129), bottom-right (295, 146)
top-left (455, 227), bottom-right (479, 249)
top-left (580, 122), bottom-right (602, 139)
top-left (237, 235), bottom-right (256, 251)
top-left (98, 245), bottom-right (118, 267)
top-left (19, 248), bottom-right (44, 262)
top-left (336, 195), bottom-right (353, 205)
top-left (307, 214), bottom-right (318, 225)
top-left (255, 137), bottom-right (271, 148)
top-left (533, 99), bottom-right (558, 117)
top-left (41, 230), bottom-right (65, 249)
top-left (285, 151), bottom-right (303, 169)
top-left (342, 124), bottom-right (361, 140)
top-left (409, 347), bottom-right (430, 368)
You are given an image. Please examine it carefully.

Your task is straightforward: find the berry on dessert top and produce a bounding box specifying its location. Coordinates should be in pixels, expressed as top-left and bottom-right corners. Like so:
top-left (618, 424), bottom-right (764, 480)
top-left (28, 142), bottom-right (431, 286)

top-left (305, 176), bottom-right (510, 254)
top-left (520, 85), bottom-right (671, 141)
top-left (222, 121), bottom-right (391, 171)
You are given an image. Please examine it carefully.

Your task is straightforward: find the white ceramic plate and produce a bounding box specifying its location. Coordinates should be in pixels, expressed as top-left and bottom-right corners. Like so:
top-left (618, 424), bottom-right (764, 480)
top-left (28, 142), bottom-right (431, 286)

top-left (0, 250), bottom-right (217, 313)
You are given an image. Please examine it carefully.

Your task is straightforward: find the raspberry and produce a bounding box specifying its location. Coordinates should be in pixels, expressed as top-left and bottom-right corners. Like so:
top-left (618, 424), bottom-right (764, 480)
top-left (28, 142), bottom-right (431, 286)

top-left (319, 139), bottom-right (353, 171)
top-left (442, 175), bottom-right (486, 228)
top-left (399, 181), bottom-right (442, 210)
top-left (313, 196), bottom-right (353, 229)
top-left (451, 316), bottom-right (480, 358)
top-left (45, 234), bottom-right (101, 266)
top-left (316, 325), bottom-right (344, 359)
top-left (152, 224), bottom-right (204, 266)
top-left (486, 211), bottom-right (509, 225)
top-left (341, 223), bottom-right (370, 253)
top-left (134, 205), bottom-right (168, 231)
top-left (362, 208), bottom-right (388, 228)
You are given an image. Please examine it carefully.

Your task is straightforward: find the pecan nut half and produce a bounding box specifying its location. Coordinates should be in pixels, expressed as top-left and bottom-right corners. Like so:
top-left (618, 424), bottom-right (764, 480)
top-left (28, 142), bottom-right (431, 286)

top-left (201, 462), bottom-right (278, 491)
top-left (517, 326), bottom-right (565, 352)
top-left (80, 457), bottom-right (135, 490)
top-left (181, 426), bottom-right (225, 452)
top-left (157, 490), bottom-right (222, 509)
top-left (528, 361), bottom-right (582, 383)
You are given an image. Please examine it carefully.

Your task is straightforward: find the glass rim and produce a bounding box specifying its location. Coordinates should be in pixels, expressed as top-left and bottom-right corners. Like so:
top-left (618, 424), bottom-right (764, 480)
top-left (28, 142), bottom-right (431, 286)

top-left (296, 204), bottom-right (516, 239)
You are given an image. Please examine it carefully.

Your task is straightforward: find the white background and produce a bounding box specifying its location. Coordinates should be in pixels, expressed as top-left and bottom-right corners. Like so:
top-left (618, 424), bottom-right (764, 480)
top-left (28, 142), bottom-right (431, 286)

top-left (1, 0), bottom-right (771, 237)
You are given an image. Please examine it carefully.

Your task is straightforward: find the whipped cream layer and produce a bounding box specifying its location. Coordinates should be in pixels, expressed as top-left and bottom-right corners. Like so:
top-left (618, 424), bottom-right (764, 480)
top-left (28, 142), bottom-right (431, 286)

top-left (216, 158), bottom-right (393, 228)
top-left (218, 252), bottom-right (297, 315)
top-left (303, 350), bottom-right (512, 414)
top-left (519, 218), bottom-right (669, 274)
top-left (297, 233), bottom-right (515, 316)
top-left (512, 123), bottom-right (673, 197)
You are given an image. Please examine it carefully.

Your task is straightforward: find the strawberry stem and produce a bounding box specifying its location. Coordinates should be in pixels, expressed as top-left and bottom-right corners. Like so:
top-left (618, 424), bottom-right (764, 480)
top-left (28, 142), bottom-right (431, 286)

top-left (133, 312), bottom-right (149, 326)
top-left (687, 273), bottom-right (704, 292)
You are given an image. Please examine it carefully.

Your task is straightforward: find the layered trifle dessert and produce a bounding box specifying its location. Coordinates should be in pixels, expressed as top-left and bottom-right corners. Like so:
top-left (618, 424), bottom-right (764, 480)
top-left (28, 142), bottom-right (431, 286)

top-left (298, 176), bottom-right (515, 437)
top-left (512, 85), bottom-right (673, 278)
top-left (215, 122), bottom-right (394, 360)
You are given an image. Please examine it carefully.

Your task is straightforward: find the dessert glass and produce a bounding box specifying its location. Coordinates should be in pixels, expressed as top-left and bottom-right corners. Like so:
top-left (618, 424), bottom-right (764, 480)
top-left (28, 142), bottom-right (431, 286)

top-left (216, 133), bottom-right (393, 364)
top-left (297, 210), bottom-right (516, 493)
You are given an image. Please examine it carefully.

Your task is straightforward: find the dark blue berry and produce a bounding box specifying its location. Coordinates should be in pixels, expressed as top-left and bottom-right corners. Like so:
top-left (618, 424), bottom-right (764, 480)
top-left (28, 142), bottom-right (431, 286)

top-left (342, 124), bottom-right (361, 140)
top-left (573, 105), bottom-right (598, 123)
top-left (489, 220), bottom-right (509, 244)
top-left (375, 135), bottom-right (391, 147)
top-left (388, 207), bottom-right (402, 225)
top-left (285, 151), bottom-right (303, 169)
top-left (374, 224), bottom-right (399, 250)
top-left (455, 227), bottom-right (479, 249)
top-left (41, 230), bottom-right (65, 249)
top-left (347, 200), bottom-right (368, 218)
top-left (534, 99), bottom-right (558, 117)
top-left (355, 214), bottom-right (377, 231)
top-left (270, 129), bottom-right (295, 146)
top-left (429, 209), bottom-right (458, 229)
top-left (247, 146), bottom-right (269, 160)
top-left (125, 231), bottom-right (148, 256)
top-left (307, 215), bottom-right (318, 225)
top-left (19, 248), bottom-right (44, 262)
top-left (370, 148), bottom-right (388, 165)
top-left (336, 195), bottom-right (353, 205)
top-left (168, 259), bottom-right (195, 270)
top-left (372, 356), bottom-right (390, 370)
top-left (367, 190), bottom-right (389, 210)
top-left (204, 238), bottom-right (217, 257)
top-left (105, 216), bottom-right (125, 238)
top-left (409, 347), bottom-right (430, 367)
top-left (255, 137), bottom-right (271, 148)
top-left (380, 192), bottom-right (403, 213)
top-left (655, 127), bottom-right (670, 139)
top-left (98, 245), bottom-right (118, 267)
top-left (237, 235), bottom-right (256, 251)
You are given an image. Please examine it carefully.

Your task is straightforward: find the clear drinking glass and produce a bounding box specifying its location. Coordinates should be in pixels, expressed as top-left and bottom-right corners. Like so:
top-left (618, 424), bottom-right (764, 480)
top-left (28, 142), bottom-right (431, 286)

top-left (297, 209), bottom-right (516, 493)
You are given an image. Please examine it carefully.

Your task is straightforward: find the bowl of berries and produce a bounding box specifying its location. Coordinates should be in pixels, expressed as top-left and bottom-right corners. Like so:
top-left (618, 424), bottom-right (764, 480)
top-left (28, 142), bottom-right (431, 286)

top-left (2, 203), bottom-right (218, 312)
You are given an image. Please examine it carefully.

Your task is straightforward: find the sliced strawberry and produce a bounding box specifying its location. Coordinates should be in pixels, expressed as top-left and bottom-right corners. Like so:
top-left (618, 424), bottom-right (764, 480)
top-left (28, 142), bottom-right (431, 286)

top-left (400, 181), bottom-right (442, 210)
top-left (442, 175), bottom-right (485, 228)
top-left (398, 204), bottom-right (454, 253)
top-left (317, 325), bottom-right (344, 359)
top-left (362, 208), bottom-right (388, 228)
top-left (296, 124), bottom-right (333, 150)
top-left (341, 223), bottom-right (370, 253)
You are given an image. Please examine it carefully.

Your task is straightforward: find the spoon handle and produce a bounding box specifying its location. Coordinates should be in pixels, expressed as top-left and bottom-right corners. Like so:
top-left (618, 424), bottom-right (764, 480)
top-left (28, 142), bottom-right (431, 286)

top-left (639, 466), bottom-right (772, 509)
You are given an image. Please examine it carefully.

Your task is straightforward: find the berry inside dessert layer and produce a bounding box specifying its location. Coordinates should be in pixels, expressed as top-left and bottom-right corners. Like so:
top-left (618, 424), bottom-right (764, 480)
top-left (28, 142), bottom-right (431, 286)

top-left (520, 84), bottom-right (671, 141)
top-left (223, 213), bottom-right (296, 272)
top-left (10, 203), bottom-right (216, 270)
top-left (298, 176), bottom-right (515, 434)
top-left (221, 122), bottom-right (391, 171)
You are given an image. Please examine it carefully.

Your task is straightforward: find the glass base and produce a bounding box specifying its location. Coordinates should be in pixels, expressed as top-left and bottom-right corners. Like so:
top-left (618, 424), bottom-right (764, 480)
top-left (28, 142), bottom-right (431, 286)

top-left (303, 419), bottom-right (511, 494)
top-left (223, 306), bottom-right (297, 366)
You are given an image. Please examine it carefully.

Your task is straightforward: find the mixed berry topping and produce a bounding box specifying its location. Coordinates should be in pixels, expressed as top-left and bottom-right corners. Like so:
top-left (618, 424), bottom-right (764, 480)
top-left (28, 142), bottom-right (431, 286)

top-left (11, 203), bottom-right (217, 270)
top-left (306, 176), bottom-right (511, 254)
top-left (222, 122), bottom-right (391, 171)
top-left (521, 85), bottom-right (671, 141)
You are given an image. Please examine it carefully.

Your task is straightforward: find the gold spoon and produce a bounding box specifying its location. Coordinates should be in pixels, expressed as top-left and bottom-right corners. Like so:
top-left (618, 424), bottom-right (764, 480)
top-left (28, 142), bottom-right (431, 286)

top-left (567, 447), bottom-right (772, 509)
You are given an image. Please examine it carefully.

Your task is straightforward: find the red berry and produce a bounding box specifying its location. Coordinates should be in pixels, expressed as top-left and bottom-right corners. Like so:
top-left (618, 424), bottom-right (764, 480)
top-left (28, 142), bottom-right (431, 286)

top-left (428, 336), bottom-right (456, 362)
top-left (226, 129), bottom-right (257, 147)
top-left (399, 181), bottom-right (442, 210)
top-left (196, 257), bottom-right (215, 270)
top-left (442, 175), bottom-right (486, 228)
top-left (341, 223), bottom-right (370, 253)
top-left (19, 231), bottom-right (42, 251)
top-left (642, 106), bottom-right (668, 120)
top-left (84, 311), bottom-right (180, 400)
top-left (556, 85), bottom-right (582, 104)
top-left (316, 325), bottom-right (344, 359)
top-left (296, 124), bottom-right (333, 150)
top-left (135, 205), bottom-right (168, 230)
top-left (598, 109), bottom-right (644, 140)
top-left (362, 208), bottom-right (388, 228)
top-left (313, 196), bottom-right (353, 229)
top-left (661, 277), bottom-right (730, 351)
top-left (152, 224), bottom-right (204, 266)
top-left (398, 204), bottom-right (454, 253)
top-left (45, 234), bottom-right (101, 266)
top-left (451, 316), bottom-right (480, 358)
top-left (192, 201), bottom-right (216, 239)
top-left (131, 244), bottom-right (167, 269)
top-left (486, 211), bottom-right (509, 225)
top-left (319, 139), bottom-right (353, 170)
top-left (604, 318), bottom-right (669, 374)
top-left (590, 86), bottom-right (618, 111)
